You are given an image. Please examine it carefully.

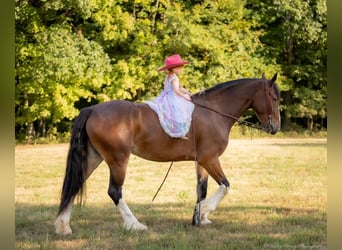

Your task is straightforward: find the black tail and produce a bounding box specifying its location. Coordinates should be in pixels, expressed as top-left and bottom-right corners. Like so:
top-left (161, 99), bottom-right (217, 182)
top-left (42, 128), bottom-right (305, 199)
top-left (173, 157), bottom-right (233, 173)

top-left (57, 107), bottom-right (93, 215)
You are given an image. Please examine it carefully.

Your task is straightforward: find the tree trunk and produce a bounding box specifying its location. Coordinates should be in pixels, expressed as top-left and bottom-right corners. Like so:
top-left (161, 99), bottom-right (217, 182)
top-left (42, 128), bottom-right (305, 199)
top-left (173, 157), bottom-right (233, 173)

top-left (281, 90), bottom-right (293, 131)
top-left (26, 122), bottom-right (36, 143)
top-left (151, 0), bottom-right (160, 34)
top-left (38, 118), bottom-right (46, 137)
top-left (24, 91), bottom-right (36, 143)
top-left (307, 117), bottom-right (313, 131)
top-left (281, 11), bottom-right (295, 131)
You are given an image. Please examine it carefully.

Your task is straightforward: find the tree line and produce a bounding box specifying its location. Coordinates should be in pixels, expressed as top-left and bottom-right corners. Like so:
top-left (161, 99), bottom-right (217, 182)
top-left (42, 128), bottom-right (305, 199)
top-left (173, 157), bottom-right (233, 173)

top-left (15, 0), bottom-right (327, 142)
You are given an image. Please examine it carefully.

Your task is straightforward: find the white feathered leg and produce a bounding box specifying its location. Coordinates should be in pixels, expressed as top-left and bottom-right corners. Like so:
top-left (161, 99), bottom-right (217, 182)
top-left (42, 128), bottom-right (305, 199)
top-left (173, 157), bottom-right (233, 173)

top-left (196, 184), bottom-right (228, 224)
top-left (117, 199), bottom-right (147, 230)
top-left (54, 201), bottom-right (73, 235)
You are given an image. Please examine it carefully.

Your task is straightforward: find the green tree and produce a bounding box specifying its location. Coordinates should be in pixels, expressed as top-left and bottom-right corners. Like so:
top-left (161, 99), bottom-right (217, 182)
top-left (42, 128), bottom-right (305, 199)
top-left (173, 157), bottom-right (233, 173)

top-left (246, 0), bottom-right (327, 130)
top-left (140, 0), bottom-right (282, 96)
top-left (15, 0), bottom-right (327, 142)
top-left (15, 1), bottom-right (112, 140)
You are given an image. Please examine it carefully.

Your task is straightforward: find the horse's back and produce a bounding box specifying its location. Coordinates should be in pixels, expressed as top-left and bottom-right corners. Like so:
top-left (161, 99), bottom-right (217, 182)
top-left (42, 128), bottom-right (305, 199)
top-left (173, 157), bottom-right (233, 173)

top-left (85, 101), bottom-right (159, 149)
top-left (90, 100), bottom-right (135, 118)
top-left (85, 100), bottom-right (195, 161)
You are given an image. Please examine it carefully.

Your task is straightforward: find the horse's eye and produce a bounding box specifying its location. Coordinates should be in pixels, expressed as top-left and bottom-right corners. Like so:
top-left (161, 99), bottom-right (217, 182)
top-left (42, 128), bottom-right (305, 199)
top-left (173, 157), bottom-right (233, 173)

top-left (269, 92), bottom-right (277, 101)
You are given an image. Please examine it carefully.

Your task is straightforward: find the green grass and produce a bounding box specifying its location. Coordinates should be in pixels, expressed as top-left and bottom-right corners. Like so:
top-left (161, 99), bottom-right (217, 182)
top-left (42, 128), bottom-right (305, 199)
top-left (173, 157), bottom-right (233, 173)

top-left (15, 138), bottom-right (327, 249)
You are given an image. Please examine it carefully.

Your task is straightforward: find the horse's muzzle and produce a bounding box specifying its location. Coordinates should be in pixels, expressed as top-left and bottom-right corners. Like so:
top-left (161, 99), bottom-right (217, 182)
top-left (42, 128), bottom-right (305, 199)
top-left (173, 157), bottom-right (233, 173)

top-left (263, 123), bottom-right (280, 135)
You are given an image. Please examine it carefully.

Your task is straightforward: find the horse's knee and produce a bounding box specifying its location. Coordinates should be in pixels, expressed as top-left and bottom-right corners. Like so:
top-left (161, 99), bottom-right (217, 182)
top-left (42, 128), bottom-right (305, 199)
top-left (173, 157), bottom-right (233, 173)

top-left (108, 184), bottom-right (122, 206)
top-left (221, 177), bottom-right (230, 189)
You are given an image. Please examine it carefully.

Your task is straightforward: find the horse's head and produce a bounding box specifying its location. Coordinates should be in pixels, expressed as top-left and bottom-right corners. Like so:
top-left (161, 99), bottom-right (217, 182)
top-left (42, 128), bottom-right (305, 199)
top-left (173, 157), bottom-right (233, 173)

top-left (252, 73), bottom-right (281, 134)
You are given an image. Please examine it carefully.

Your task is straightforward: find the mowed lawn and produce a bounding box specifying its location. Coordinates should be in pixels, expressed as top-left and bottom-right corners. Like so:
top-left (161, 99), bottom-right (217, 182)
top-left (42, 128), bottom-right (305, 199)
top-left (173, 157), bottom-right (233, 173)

top-left (15, 138), bottom-right (327, 249)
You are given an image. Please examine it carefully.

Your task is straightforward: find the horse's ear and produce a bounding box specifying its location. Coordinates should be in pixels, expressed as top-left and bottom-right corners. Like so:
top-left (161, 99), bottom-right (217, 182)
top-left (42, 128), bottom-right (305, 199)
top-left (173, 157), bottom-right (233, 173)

top-left (262, 73), bottom-right (266, 79)
top-left (271, 73), bottom-right (278, 82)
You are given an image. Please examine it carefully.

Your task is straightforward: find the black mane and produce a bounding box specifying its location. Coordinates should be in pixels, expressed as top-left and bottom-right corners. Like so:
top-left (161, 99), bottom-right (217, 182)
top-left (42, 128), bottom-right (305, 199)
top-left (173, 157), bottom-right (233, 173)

top-left (194, 78), bottom-right (258, 96)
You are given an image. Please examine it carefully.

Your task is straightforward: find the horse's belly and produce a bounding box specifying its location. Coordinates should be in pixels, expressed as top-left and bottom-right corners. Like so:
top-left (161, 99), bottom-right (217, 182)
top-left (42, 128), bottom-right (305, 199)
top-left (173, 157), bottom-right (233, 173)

top-left (131, 143), bottom-right (194, 162)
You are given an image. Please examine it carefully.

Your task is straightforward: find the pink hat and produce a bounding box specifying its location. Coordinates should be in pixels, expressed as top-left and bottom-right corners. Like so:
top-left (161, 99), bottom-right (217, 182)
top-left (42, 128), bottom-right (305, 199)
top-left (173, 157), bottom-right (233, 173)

top-left (158, 54), bottom-right (190, 72)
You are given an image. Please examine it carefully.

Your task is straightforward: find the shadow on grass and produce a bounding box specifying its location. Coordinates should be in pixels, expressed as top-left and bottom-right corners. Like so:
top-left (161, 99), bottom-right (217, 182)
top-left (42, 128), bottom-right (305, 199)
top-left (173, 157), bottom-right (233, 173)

top-left (270, 142), bottom-right (327, 148)
top-left (15, 202), bottom-right (326, 249)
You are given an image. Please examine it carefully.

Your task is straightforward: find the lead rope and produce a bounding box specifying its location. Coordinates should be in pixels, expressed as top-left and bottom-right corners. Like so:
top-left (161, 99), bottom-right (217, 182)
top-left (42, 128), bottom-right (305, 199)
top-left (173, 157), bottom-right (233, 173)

top-left (152, 161), bottom-right (174, 202)
top-left (191, 112), bottom-right (201, 226)
top-left (152, 82), bottom-right (272, 205)
top-left (151, 109), bottom-right (202, 226)
top-left (191, 101), bottom-right (265, 131)
top-left (151, 100), bottom-right (261, 202)
top-left (151, 111), bottom-right (198, 203)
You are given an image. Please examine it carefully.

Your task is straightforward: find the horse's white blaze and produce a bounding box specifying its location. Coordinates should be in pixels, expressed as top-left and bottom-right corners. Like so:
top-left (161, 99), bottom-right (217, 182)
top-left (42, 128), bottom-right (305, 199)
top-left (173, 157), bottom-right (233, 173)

top-left (54, 201), bottom-right (73, 235)
top-left (118, 199), bottom-right (147, 230)
top-left (198, 184), bottom-right (228, 224)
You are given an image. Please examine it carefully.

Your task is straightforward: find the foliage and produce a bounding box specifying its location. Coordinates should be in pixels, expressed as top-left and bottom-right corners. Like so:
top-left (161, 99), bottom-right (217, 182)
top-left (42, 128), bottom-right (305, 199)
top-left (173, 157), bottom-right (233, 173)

top-left (15, 0), bottom-right (327, 141)
top-left (246, 0), bottom-right (327, 129)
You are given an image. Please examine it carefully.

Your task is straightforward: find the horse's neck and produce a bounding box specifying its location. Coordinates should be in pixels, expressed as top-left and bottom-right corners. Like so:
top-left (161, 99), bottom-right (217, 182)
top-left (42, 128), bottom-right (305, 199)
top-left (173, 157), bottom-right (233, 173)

top-left (202, 81), bottom-right (258, 119)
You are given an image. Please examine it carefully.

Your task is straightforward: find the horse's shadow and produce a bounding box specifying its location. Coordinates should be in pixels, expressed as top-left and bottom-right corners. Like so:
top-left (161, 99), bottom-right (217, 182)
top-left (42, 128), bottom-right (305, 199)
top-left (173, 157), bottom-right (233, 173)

top-left (16, 202), bottom-right (326, 247)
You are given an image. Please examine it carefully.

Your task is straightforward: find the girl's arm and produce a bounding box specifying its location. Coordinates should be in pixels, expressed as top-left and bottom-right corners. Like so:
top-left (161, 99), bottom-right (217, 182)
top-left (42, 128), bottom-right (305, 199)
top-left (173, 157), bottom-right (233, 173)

top-left (172, 79), bottom-right (192, 101)
top-left (180, 87), bottom-right (192, 96)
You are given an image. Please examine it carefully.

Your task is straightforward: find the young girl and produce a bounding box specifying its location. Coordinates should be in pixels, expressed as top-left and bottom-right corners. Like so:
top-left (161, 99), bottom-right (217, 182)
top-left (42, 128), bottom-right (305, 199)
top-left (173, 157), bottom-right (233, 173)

top-left (146, 54), bottom-right (195, 140)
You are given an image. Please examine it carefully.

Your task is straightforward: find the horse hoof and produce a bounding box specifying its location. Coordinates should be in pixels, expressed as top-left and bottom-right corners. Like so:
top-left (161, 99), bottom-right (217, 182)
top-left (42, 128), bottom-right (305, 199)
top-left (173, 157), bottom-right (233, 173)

top-left (200, 218), bottom-right (212, 225)
top-left (133, 222), bottom-right (148, 231)
top-left (125, 221), bottom-right (148, 231)
top-left (54, 220), bottom-right (72, 235)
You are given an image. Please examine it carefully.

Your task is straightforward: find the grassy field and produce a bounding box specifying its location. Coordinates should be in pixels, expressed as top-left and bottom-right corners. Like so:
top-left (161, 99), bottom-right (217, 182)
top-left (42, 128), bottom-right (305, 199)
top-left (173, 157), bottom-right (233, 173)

top-left (15, 138), bottom-right (327, 249)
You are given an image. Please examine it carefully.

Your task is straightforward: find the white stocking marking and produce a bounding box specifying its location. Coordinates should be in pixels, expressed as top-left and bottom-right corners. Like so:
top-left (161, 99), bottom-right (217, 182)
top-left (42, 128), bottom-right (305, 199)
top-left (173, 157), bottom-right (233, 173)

top-left (198, 184), bottom-right (228, 224)
top-left (117, 199), bottom-right (147, 230)
top-left (54, 201), bottom-right (73, 235)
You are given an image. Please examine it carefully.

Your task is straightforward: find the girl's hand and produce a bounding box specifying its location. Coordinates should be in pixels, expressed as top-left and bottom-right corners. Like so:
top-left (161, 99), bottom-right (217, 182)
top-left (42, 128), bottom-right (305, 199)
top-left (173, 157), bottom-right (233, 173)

top-left (184, 94), bottom-right (192, 101)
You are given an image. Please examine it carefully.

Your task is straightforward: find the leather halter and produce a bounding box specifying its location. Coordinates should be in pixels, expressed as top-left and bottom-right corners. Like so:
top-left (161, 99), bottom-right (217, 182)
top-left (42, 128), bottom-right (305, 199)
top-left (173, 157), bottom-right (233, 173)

top-left (263, 79), bottom-right (277, 129)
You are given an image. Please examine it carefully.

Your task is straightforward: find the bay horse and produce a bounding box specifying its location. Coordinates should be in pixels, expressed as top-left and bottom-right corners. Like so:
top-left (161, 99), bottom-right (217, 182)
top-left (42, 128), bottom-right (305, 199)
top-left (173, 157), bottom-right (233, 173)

top-left (54, 73), bottom-right (281, 234)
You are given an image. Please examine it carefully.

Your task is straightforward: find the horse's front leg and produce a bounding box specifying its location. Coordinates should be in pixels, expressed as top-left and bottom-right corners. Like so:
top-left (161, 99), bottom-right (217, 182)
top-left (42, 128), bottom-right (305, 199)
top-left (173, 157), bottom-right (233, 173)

top-left (108, 169), bottom-right (147, 231)
top-left (192, 159), bottom-right (230, 225)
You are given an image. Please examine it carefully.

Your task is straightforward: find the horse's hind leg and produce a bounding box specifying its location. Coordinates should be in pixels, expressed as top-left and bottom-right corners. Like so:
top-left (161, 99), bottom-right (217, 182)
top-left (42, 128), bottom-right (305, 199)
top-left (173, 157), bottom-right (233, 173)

top-left (192, 158), bottom-right (230, 225)
top-left (106, 155), bottom-right (147, 231)
top-left (54, 196), bottom-right (74, 235)
top-left (54, 144), bottom-right (102, 235)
